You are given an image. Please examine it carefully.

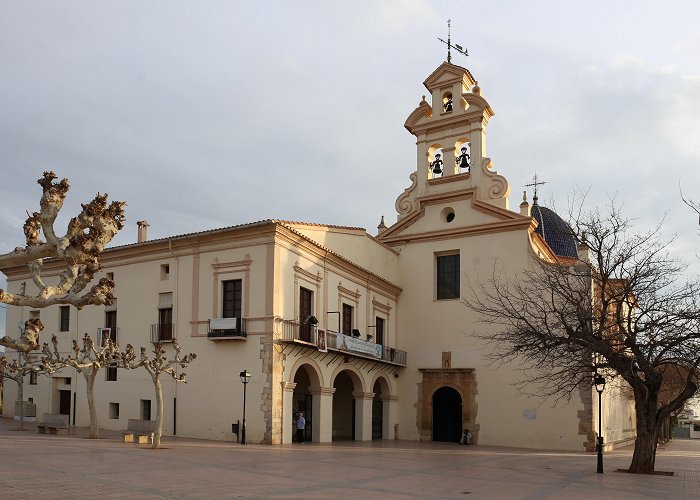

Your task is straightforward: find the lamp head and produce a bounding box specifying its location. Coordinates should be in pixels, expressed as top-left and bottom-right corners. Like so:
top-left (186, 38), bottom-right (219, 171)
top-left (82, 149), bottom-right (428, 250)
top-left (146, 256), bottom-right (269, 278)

top-left (594, 374), bottom-right (606, 393)
top-left (240, 370), bottom-right (251, 384)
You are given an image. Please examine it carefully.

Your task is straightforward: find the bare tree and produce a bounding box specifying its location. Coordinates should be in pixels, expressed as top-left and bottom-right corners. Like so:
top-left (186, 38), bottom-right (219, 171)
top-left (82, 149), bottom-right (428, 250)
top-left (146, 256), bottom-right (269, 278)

top-left (121, 341), bottom-right (196, 448)
top-left (39, 332), bottom-right (124, 438)
top-left (0, 355), bottom-right (43, 430)
top-left (465, 203), bottom-right (700, 474)
top-left (0, 171), bottom-right (125, 352)
top-left (680, 189), bottom-right (700, 228)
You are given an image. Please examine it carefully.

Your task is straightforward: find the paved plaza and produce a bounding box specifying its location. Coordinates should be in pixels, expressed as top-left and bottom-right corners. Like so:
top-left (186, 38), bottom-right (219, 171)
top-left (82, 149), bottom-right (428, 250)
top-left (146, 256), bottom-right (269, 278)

top-left (2, 417), bottom-right (700, 499)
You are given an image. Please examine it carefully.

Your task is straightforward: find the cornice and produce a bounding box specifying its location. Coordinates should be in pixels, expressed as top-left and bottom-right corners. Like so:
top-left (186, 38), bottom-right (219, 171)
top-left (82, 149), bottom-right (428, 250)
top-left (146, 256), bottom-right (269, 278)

top-left (294, 263), bottom-right (323, 283)
top-left (407, 110), bottom-right (489, 137)
top-left (338, 284), bottom-right (361, 299)
top-left (380, 218), bottom-right (533, 245)
top-left (427, 172), bottom-right (470, 186)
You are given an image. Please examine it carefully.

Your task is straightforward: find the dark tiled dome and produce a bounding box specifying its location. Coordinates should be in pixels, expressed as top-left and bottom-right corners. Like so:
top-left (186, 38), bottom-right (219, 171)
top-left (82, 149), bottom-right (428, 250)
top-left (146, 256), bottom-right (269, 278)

top-left (531, 202), bottom-right (578, 258)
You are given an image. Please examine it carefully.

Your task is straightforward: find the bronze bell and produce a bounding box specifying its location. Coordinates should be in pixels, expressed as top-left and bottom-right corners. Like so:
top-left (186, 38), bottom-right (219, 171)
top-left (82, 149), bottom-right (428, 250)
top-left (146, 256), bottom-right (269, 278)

top-left (431, 154), bottom-right (443, 175)
top-left (456, 147), bottom-right (470, 170)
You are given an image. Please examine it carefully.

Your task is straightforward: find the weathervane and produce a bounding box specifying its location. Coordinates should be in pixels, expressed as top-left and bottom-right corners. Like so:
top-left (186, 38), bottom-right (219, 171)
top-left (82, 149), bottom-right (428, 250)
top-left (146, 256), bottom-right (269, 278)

top-left (438, 19), bottom-right (468, 63)
top-left (525, 173), bottom-right (547, 203)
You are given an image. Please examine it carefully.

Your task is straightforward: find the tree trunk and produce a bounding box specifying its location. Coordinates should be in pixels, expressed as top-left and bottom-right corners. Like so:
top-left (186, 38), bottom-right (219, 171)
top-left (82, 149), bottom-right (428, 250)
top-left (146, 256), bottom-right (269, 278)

top-left (85, 368), bottom-right (99, 439)
top-left (152, 375), bottom-right (163, 449)
top-left (629, 426), bottom-right (657, 473)
top-left (629, 396), bottom-right (659, 474)
top-left (17, 377), bottom-right (24, 431)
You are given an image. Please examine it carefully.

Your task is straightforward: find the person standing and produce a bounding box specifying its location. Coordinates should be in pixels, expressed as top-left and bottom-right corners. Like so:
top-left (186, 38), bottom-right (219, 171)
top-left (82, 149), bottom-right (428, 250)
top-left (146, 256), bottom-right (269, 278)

top-left (296, 412), bottom-right (306, 443)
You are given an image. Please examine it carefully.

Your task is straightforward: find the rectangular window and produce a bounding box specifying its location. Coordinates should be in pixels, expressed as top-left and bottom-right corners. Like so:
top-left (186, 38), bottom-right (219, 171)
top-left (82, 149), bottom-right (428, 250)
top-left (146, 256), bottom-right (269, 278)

top-left (105, 311), bottom-right (118, 343)
top-left (158, 292), bottom-right (174, 341)
top-left (106, 367), bottom-right (117, 382)
top-left (342, 303), bottom-right (353, 336)
top-left (59, 306), bottom-right (70, 332)
top-left (437, 253), bottom-right (460, 300)
top-left (29, 371), bottom-right (38, 385)
top-left (375, 317), bottom-right (385, 345)
top-left (141, 399), bottom-right (152, 421)
top-left (160, 264), bottom-right (170, 280)
top-left (299, 287), bottom-right (313, 342)
top-left (30, 310), bottom-right (40, 320)
top-left (222, 279), bottom-right (242, 319)
top-left (109, 402), bottom-right (120, 420)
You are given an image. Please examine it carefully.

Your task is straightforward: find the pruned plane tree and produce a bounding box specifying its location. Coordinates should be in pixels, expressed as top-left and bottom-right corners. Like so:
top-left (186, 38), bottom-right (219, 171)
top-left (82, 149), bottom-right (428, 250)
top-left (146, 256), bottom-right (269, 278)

top-left (0, 171), bottom-right (125, 352)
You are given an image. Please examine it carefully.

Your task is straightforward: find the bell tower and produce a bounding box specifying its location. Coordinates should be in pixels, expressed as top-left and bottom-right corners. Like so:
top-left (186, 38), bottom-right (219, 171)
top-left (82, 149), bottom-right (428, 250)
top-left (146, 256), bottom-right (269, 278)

top-left (393, 61), bottom-right (510, 221)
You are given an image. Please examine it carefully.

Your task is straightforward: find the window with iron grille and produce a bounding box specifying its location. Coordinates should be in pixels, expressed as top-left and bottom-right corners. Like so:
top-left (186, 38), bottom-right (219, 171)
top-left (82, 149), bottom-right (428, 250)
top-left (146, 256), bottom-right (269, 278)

top-left (222, 279), bottom-right (242, 319)
top-left (437, 253), bottom-right (460, 300)
top-left (375, 317), bottom-right (385, 345)
top-left (104, 310), bottom-right (118, 381)
top-left (59, 306), bottom-right (70, 332)
top-left (342, 303), bottom-right (353, 335)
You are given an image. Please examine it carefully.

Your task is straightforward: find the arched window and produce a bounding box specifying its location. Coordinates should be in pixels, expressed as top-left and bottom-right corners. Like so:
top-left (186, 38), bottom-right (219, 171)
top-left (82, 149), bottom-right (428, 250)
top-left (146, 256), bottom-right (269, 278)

top-left (428, 145), bottom-right (444, 178)
top-left (454, 139), bottom-right (471, 172)
top-left (442, 92), bottom-right (453, 113)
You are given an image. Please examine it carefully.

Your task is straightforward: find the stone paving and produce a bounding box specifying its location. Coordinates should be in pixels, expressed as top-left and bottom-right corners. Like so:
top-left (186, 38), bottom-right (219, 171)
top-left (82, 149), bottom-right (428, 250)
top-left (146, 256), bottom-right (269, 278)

top-left (2, 417), bottom-right (700, 499)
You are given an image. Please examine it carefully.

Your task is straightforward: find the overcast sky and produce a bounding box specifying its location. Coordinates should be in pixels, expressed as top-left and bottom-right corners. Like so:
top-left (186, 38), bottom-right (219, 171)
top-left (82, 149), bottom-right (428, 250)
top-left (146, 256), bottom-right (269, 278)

top-left (2, 0), bottom-right (700, 338)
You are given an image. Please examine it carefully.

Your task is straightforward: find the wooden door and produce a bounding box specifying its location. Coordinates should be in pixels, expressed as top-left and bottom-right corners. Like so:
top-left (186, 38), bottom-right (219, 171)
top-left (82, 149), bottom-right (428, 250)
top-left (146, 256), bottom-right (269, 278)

top-left (299, 287), bottom-right (313, 342)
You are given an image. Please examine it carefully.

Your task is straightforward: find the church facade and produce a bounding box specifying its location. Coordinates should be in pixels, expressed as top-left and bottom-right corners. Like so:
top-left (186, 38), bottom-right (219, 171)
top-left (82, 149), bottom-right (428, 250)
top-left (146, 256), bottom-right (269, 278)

top-left (2, 61), bottom-right (636, 450)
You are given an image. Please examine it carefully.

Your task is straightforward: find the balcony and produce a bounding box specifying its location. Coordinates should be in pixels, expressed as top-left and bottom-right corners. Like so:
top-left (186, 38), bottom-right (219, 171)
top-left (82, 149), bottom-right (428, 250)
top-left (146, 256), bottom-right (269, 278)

top-left (279, 319), bottom-right (406, 366)
top-left (151, 323), bottom-right (176, 343)
top-left (208, 317), bottom-right (247, 340)
top-left (97, 327), bottom-right (119, 346)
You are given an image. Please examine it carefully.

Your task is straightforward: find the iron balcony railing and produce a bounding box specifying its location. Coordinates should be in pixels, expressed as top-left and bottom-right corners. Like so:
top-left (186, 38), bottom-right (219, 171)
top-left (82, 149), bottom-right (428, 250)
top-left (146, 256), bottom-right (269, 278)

top-left (280, 319), bottom-right (317, 344)
top-left (279, 319), bottom-right (406, 366)
top-left (208, 317), bottom-right (247, 339)
top-left (151, 323), bottom-right (176, 343)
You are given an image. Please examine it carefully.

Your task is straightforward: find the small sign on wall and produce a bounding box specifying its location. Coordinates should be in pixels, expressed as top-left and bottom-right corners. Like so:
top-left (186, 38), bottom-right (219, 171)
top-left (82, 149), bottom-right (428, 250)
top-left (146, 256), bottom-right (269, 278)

top-left (523, 409), bottom-right (537, 420)
top-left (317, 329), bottom-right (327, 352)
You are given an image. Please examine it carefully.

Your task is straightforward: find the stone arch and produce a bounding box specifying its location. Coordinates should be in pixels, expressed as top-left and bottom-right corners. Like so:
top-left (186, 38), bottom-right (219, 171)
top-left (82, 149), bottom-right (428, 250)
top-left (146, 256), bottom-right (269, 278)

top-left (417, 369), bottom-right (477, 444)
top-left (454, 137), bottom-right (471, 173)
top-left (431, 386), bottom-right (462, 442)
top-left (331, 367), bottom-right (364, 441)
top-left (289, 357), bottom-right (323, 387)
top-left (428, 143), bottom-right (444, 179)
top-left (289, 360), bottom-right (323, 443)
top-left (370, 375), bottom-right (393, 440)
top-left (370, 373), bottom-right (393, 396)
top-left (330, 364), bottom-right (365, 393)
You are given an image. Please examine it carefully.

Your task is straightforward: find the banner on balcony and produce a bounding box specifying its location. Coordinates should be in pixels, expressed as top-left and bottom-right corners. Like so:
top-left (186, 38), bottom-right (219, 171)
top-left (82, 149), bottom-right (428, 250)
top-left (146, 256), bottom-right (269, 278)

top-left (317, 329), bottom-right (328, 352)
top-left (335, 334), bottom-right (382, 359)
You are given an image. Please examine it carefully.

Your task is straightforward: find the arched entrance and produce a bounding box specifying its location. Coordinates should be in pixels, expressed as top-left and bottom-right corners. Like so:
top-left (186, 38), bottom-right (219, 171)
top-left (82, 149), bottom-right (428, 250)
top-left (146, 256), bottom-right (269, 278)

top-left (432, 386), bottom-right (462, 442)
top-left (332, 370), bottom-right (359, 440)
top-left (292, 364), bottom-right (317, 442)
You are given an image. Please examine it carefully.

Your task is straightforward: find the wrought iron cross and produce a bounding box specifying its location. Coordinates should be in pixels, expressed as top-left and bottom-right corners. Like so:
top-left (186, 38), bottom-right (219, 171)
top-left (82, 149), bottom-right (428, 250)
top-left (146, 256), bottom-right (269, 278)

top-left (437, 19), bottom-right (468, 63)
top-left (525, 173), bottom-right (547, 199)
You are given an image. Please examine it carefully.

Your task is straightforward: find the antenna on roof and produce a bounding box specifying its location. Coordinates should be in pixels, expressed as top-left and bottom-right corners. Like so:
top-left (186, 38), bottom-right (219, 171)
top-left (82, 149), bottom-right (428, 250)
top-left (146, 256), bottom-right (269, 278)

top-left (437, 19), bottom-right (468, 63)
top-left (525, 173), bottom-right (547, 204)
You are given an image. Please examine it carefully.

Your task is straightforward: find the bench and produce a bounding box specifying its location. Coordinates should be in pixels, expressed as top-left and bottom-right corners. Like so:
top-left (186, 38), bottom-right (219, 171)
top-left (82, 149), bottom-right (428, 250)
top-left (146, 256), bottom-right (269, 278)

top-left (37, 413), bottom-right (70, 435)
top-left (122, 419), bottom-right (155, 444)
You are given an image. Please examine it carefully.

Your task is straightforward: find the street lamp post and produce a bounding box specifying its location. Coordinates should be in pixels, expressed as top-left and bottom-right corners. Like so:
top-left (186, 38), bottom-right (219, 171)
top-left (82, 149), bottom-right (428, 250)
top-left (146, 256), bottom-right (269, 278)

top-left (240, 370), bottom-right (251, 445)
top-left (594, 374), bottom-right (606, 474)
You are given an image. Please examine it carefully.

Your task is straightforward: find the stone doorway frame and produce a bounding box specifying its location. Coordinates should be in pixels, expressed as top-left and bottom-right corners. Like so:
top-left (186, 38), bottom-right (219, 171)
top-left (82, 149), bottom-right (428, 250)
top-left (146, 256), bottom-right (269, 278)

top-left (417, 368), bottom-right (478, 443)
